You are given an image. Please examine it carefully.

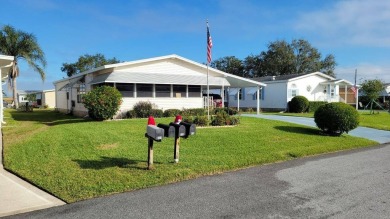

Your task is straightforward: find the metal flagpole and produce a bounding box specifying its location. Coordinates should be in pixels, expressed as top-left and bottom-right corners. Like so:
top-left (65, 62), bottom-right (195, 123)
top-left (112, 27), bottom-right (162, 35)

top-left (207, 63), bottom-right (210, 121)
top-left (355, 69), bottom-right (358, 110)
top-left (206, 20), bottom-right (212, 122)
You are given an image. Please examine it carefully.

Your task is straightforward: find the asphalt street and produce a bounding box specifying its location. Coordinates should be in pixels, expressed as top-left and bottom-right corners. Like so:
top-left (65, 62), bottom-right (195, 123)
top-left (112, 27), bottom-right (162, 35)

top-left (6, 143), bottom-right (390, 219)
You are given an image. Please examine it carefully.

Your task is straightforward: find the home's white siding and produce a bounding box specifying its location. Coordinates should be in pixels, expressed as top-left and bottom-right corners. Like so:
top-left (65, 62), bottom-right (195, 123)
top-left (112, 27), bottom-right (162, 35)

top-left (287, 75), bottom-right (329, 102)
top-left (121, 98), bottom-right (203, 111)
top-left (262, 82), bottom-right (288, 110)
top-left (42, 91), bottom-right (56, 108)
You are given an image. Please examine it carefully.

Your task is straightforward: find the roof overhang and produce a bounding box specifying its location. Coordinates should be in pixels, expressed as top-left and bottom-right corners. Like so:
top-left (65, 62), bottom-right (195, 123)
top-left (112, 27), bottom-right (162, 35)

top-left (89, 71), bottom-right (230, 86)
top-left (58, 75), bottom-right (85, 91)
top-left (320, 79), bottom-right (353, 86)
top-left (0, 55), bottom-right (14, 79)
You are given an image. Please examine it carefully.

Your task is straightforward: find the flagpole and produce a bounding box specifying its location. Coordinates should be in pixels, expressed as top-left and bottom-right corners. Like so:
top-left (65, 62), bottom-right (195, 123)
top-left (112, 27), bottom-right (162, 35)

top-left (206, 20), bottom-right (212, 122)
top-left (355, 69), bottom-right (358, 110)
top-left (207, 62), bottom-right (210, 122)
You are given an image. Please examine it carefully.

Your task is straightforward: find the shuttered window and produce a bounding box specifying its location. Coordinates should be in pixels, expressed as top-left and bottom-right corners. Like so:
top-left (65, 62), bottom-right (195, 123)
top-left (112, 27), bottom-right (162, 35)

top-left (188, 85), bottom-right (201, 98)
top-left (173, 85), bottom-right (186, 98)
top-left (116, 83), bottom-right (134, 98)
top-left (156, 84), bottom-right (171, 97)
top-left (137, 84), bottom-right (153, 97)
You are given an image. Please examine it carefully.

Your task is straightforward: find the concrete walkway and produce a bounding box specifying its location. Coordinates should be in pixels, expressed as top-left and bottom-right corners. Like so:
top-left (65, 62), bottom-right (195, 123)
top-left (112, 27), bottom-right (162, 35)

top-left (0, 166), bottom-right (66, 217)
top-left (243, 114), bottom-right (390, 144)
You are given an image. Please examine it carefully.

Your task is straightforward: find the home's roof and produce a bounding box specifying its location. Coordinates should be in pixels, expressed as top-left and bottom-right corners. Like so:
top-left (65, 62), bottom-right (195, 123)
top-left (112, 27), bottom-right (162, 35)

top-left (252, 72), bottom-right (335, 83)
top-left (54, 54), bottom-right (266, 88)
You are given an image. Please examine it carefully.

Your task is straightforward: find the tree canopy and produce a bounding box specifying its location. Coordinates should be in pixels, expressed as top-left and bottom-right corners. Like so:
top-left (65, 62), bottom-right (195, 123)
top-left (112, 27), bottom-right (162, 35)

top-left (211, 38), bottom-right (337, 78)
top-left (61, 53), bottom-right (121, 77)
top-left (0, 25), bottom-right (46, 109)
top-left (360, 79), bottom-right (385, 114)
top-left (210, 56), bottom-right (244, 77)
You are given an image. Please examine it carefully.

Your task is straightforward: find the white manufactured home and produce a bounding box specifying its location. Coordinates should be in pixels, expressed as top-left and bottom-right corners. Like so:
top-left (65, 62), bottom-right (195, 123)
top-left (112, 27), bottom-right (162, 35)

top-left (0, 55), bottom-right (13, 126)
top-left (228, 72), bottom-right (355, 111)
top-left (53, 54), bottom-right (266, 117)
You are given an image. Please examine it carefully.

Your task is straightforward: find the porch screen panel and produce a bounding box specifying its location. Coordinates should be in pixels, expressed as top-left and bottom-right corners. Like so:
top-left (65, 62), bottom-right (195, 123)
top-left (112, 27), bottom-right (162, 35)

top-left (173, 85), bottom-right (186, 98)
top-left (156, 84), bottom-right (171, 97)
top-left (116, 83), bottom-right (134, 97)
top-left (137, 84), bottom-right (153, 97)
top-left (188, 85), bottom-right (201, 98)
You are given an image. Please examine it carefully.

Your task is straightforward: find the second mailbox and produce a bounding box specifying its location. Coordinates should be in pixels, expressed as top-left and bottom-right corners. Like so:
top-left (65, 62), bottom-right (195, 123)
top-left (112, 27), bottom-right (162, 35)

top-left (157, 123), bottom-right (176, 138)
top-left (180, 122), bottom-right (196, 138)
top-left (169, 122), bottom-right (186, 137)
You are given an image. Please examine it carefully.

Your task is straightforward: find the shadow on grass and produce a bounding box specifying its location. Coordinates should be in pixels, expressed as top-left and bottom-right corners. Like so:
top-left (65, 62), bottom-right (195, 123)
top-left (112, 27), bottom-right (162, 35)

top-left (8, 109), bottom-right (91, 126)
top-left (274, 125), bottom-right (320, 136)
top-left (73, 156), bottom-right (153, 170)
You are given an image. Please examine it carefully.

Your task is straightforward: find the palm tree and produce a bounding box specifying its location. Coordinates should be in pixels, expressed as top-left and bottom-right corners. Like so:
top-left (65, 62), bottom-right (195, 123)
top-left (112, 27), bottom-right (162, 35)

top-left (0, 25), bottom-right (46, 108)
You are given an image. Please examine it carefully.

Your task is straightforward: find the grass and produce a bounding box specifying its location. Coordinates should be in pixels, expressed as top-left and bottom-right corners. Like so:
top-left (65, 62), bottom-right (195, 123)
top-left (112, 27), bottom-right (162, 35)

top-left (263, 110), bottom-right (390, 131)
top-left (3, 109), bottom-right (377, 203)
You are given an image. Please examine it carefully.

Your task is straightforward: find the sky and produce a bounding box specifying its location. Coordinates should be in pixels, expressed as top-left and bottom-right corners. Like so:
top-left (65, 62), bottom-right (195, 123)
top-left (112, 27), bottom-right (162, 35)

top-left (1, 0), bottom-right (390, 93)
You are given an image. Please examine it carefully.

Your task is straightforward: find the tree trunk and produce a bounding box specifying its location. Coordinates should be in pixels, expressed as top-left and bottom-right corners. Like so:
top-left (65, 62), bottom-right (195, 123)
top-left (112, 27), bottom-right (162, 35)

top-left (12, 77), bottom-right (18, 109)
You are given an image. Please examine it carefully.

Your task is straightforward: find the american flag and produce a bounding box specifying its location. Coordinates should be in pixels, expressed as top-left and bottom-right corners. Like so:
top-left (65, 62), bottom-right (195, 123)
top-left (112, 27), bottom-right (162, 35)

top-left (351, 85), bottom-right (357, 96)
top-left (207, 23), bottom-right (213, 63)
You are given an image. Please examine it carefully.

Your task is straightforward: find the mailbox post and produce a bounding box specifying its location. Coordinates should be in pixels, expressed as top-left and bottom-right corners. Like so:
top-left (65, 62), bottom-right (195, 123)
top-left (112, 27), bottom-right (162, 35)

top-left (145, 116), bottom-right (164, 170)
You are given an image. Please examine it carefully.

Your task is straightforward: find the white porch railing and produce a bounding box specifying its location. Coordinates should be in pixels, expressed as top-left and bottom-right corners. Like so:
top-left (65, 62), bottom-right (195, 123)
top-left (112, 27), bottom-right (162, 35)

top-left (203, 96), bottom-right (215, 108)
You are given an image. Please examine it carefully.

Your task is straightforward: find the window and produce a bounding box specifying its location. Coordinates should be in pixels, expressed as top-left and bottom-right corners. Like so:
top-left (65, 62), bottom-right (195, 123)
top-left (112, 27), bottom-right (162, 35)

top-left (188, 85), bottom-right (201, 98)
top-left (155, 84), bottom-right (171, 97)
top-left (291, 89), bottom-right (298, 97)
top-left (173, 85), bottom-right (186, 98)
top-left (116, 83), bottom-right (134, 97)
top-left (235, 89), bottom-right (243, 100)
top-left (136, 84), bottom-right (153, 97)
top-left (66, 92), bottom-right (69, 100)
top-left (77, 83), bottom-right (86, 103)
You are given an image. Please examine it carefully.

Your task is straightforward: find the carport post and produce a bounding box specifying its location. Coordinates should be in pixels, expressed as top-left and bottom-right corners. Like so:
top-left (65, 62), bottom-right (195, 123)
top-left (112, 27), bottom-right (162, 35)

top-left (257, 86), bottom-right (260, 115)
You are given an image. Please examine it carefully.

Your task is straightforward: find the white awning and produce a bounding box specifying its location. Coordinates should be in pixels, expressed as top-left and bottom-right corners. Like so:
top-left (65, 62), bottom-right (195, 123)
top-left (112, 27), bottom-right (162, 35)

top-left (89, 71), bottom-right (231, 86)
top-left (58, 75), bottom-right (85, 91)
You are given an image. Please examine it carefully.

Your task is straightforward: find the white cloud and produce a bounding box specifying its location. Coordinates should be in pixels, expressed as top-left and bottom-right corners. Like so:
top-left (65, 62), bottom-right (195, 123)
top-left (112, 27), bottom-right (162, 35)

top-left (336, 63), bottom-right (390, 84)
top-left (294, 0), bottom-right (390, 47)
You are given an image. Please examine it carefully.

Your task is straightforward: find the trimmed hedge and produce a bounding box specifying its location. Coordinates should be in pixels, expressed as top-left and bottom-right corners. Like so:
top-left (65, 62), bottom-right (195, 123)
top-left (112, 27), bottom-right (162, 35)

top-left (163, 109), bottom-right (181, 117)
top-left (308, 101), bottom-right (327, 112)
top-left (132, 101), bottom-right (153, 118)
top-left (314, 102), bottom-right (359, 136)
top-left (289, 96), bottom-right (309, 113)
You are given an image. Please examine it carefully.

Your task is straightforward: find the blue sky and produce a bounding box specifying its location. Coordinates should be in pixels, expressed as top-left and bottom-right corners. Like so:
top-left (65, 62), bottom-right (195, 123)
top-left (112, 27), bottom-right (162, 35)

top-left (1, 0), bottom-right (390, 92)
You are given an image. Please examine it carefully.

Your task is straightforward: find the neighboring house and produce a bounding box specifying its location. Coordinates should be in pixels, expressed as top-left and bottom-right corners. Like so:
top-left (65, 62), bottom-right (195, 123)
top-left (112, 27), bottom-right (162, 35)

top-left (380, 83), bottom-right (390, 103)
top-left (18, 90), bottom-right (56, 108)
top-left (53, 54), bottom-right (266, 117)
top-left (228, 72), bottom-right (354, 111)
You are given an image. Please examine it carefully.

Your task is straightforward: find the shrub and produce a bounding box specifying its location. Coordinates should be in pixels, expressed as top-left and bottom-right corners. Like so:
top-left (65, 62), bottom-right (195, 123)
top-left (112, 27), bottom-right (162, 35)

top-left (289, 96), bottom-right (309, 113)
top-left (163, 109), bottom-right (181, 117)
top-left (212, 111), bottom-right (227, 126)
top-left (181, 108), bottom-right (206, 116)
top-left (308, 101), bottom-right (327, 112)
top-left (227, 107), bottom-right (239, 115)
top-left (183, 116), bottom-right (195, 123)
top-left (150, 109), bottom-right (163, 118)
top-left (133, 101), bottom-right (153, 118)
top-left (126, 110), bottom-right (136, 118)
top-left (314, 102), bottom-right (359, 136)
top-left (193, 115), bottom-right (208, 126)
top-left (83, 86), bottom-right (122, 120)
top-left (43, 104), bottom-right (49, 109)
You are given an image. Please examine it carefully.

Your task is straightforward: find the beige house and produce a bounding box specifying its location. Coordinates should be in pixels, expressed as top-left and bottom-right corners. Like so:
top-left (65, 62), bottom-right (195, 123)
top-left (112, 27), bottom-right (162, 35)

top-left (53, 54), bottom-right (266, 117)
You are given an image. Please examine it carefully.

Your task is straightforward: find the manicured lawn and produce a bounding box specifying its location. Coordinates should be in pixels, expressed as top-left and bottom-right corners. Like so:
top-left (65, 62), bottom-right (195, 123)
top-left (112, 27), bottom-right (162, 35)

top-left (3, 109), bottom-right (377, 203)
top-left (264, 110), bottom-right (390, 131)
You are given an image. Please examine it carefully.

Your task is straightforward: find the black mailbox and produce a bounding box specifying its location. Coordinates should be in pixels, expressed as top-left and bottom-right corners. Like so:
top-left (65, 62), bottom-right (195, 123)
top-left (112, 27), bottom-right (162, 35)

top-left (180, 122), bottom-right (196, 138)
top-left (169, 122), bottom-right (186, 137)
top-left (157, 123), bottom-right (176, 138)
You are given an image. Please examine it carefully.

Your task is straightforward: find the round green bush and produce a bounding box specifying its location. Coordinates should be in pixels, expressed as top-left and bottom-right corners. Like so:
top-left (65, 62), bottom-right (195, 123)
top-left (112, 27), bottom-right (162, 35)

top-left (133, 101), bottom-right (153, 118)
top-left (289, 96), bottom-right (309, 113)
top-left (314, 102), bottom-right (359, 136)
top-left (83, 86), bottom-right (122, 120)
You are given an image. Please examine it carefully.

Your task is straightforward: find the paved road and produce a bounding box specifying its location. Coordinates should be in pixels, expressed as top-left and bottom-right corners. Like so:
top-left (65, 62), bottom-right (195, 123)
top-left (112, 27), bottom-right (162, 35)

top-left (6, 143), bottom-right (390, 219)
top-left (243, 114), bottom-right (390, 144)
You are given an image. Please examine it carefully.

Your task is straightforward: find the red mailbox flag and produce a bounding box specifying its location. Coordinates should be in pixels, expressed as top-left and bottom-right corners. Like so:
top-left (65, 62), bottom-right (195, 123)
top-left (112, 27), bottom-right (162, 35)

top-left (174, 115), bottom-right (182, 124)
top-left (148, 116), bottom-right (156, 126)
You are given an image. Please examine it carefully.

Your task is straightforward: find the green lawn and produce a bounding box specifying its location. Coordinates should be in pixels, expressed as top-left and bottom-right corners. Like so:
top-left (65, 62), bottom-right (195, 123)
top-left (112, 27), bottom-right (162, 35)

top-left (3, 109), bottom-right (377, 203)
top-left (264, 110), bottom-right (390, 131)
